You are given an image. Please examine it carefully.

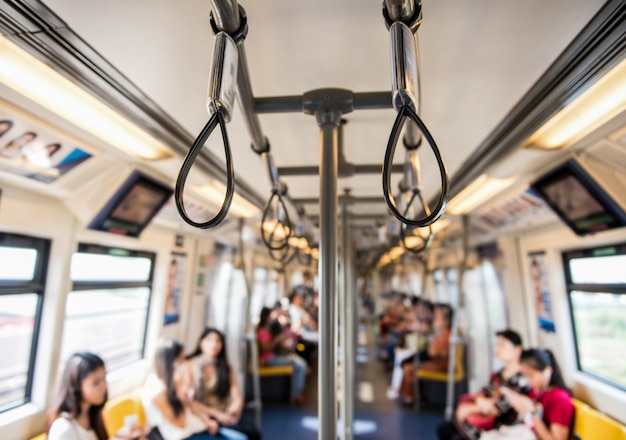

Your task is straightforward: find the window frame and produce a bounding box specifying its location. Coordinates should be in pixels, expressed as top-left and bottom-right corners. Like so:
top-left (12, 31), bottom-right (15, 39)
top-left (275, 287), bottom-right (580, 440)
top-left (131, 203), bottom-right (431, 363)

top-left (69, 243), bottom-right (156, 364)
top-left (0, 232), bottom-right (50, 412)
top-left (563, 242), bottom-right (626, 391)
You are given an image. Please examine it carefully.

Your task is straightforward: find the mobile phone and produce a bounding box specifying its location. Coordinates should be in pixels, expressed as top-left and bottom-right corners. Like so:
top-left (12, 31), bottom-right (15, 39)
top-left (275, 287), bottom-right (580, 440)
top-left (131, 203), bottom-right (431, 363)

top-left (124, 414), bottom-right (138, 429)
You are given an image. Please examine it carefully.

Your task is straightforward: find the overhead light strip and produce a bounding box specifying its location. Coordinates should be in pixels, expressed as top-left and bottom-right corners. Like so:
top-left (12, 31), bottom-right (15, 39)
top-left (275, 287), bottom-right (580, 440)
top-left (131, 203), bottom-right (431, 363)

top-left (525, 58), bottom-right (626, 150)
top-left (447, 174), bottom-right (515, 215)
top-left (0, 35), bottom-right (174, 160)
top-left (193, 181), bottom-right (260, 219)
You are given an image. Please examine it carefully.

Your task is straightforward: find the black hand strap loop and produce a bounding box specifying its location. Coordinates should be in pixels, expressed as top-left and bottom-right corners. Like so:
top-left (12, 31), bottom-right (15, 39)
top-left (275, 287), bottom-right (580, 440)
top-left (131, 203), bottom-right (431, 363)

top-left (261, 190), bottom-right (293, 251)
top-left (175, 112), bottom-right (234, 229)
top-left (269, 243), bottom-right (295, 264)
top-left (400, 190), bottom-right (433, 254)
top-left (383, 104), bottom-right (448, 227)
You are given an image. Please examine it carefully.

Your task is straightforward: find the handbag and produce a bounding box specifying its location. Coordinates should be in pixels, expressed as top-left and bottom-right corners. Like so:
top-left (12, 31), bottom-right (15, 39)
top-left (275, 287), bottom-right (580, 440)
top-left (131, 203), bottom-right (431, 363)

top-left (145, 426), bottom-right (165, 440)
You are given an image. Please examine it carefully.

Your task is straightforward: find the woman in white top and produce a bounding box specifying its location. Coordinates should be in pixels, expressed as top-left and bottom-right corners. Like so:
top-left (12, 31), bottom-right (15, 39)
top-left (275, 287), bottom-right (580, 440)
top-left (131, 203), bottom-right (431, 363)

top-left (142, 339), bottom-right (245, 440)
top-left (48, 352), bottom-right (146, 440)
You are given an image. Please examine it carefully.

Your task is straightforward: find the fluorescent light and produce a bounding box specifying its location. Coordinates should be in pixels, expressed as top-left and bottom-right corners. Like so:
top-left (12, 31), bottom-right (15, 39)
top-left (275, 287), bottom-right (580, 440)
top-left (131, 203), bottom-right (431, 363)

top-left (525, 58), bottom-right (626, 150)
top-left (288, 236), bottom-right (309, 250)
top-left (0, 35), bottom-right (174, 160)
top-left (262, 219), bottom-right (290, 239)
top-left (414, 218), bottom-right (450, 238)
top-left (311, 247), bottom-right (319, 260)
top-left (194, 181), bottom-right (260, 219)
top-left (388, 246), bottom-right (404, 260)
top-left (446, 174), bottom-right (515, 215)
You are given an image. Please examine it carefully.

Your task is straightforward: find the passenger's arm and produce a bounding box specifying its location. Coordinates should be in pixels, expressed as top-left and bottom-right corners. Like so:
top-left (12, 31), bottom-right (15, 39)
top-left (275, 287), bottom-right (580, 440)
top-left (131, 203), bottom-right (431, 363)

top-left (189, 399), bottom-right (235, 426)
top-left (258, 329), bottom-right (289, 352)
top-left (531, 417), bottom-right (570, 440)
top-left (225, 368), bottom-right (244, 421)
top-left (110, 424), bottom-right (149, 440)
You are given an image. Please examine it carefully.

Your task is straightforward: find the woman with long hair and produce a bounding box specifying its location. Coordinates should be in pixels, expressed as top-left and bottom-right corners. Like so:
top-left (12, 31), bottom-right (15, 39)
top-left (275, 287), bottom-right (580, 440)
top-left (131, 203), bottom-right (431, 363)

top-left (187, 328), bottom-right (257, 440)
top-left (500, 348), bottom-right (574, 440)
top-left (141, 339), bottom-right (246, 440)
top-left (438, 329), bottom-right (530, 440)
top-left (48, 352), bottom-right (146, 440)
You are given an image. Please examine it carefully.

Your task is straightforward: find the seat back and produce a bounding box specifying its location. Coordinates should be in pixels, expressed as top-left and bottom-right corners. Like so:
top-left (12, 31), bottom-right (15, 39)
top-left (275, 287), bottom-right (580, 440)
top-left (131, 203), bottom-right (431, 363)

top-left (571, 398), bottom-right (590, 440)
top-left (102, 389), bottom-right (145, 436)
top-left (581, 407), bottom-right (626, 440)
top-left (417, 343), bottom-right (466, 382)
top-left (453, 343), bottom-right (465, 382)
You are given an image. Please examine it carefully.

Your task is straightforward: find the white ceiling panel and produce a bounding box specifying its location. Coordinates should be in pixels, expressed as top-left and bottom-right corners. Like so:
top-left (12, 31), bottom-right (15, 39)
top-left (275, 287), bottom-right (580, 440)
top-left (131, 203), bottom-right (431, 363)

top-left (38, 0), bottom-right (607, 211)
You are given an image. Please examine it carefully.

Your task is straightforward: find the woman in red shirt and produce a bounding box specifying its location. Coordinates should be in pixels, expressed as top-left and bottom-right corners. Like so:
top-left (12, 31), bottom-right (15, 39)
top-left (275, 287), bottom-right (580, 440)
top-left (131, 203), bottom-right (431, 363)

top-left (257, 307), bottom-right (308, 403)
top-left (502, 348), bottom-right (574, 440)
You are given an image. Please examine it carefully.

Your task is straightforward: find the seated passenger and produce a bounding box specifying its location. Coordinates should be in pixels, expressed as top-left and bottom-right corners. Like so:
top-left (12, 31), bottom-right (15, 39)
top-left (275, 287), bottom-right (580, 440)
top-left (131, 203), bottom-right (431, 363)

top-left (257, 307), bottom-right (308, 404)
top-left (48, 352), bottom-right (147, 440)
top-left (500, 348), bottom-right (574, 440)
top-left (288, 290), bottom-right (318, 342)
top-left (386, 306), bottom-right (433, 400)
top-left (141, 339), bottom-right (246, 440)
top-left (398, 303), bottom-right (452, 404)
top-left (187, 328), bottom-right (258, 440)
top-left (437, 329), bottom-right (529, 439)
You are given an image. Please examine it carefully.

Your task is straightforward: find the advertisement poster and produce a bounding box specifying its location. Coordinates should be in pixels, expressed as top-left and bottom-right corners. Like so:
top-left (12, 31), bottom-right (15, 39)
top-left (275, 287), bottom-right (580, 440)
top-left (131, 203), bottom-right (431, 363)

top-left (164, 252), bottom-right (186, 325)
top-left (528, 251), bottom-right (556, 332)
top-left (0, 111), bottom-right (92, 183)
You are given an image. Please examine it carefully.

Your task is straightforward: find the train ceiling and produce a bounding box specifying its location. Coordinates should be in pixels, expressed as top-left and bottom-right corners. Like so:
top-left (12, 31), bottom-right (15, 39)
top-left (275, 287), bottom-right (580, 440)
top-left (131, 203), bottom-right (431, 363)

top-left (0, 0), bottom-right (618, 235)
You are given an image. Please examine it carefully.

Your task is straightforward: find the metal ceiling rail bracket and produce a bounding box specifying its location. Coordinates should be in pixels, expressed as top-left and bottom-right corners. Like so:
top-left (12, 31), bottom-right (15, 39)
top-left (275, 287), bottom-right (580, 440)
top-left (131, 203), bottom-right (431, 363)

top-left (276, 163), bottom-right (405, 177)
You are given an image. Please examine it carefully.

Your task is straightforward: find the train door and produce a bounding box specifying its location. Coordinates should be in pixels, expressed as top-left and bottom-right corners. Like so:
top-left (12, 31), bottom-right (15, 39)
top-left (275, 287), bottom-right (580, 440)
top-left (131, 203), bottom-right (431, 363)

top-left (463, 258), bottom-right (509, 392)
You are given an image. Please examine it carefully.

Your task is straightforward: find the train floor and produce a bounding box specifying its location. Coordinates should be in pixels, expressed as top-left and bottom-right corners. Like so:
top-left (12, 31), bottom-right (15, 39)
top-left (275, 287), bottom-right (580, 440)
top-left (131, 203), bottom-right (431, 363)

top-left (260, 320), bottom-right (445, 439)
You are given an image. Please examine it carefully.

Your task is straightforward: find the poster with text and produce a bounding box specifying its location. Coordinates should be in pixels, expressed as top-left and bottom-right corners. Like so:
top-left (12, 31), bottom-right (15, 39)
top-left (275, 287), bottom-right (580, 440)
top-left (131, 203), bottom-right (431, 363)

top-left (528, 251), bottom-right (555, 332)
top-left (164, 252), bottom-right (186, 325)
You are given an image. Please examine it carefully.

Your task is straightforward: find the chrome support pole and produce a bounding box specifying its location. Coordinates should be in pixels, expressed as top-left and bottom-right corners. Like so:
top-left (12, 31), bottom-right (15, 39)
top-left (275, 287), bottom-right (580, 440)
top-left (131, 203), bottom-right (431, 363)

top-left (254, 91), bottom-right (393, 114)
top-left (444, 215), bottom-right (469, 420)
top-left (317, 105), bottom-right (341, 440)
top-left (237, 218), bottom-right (262, 431)
top-left (340, 191), bottom-right (354, 440)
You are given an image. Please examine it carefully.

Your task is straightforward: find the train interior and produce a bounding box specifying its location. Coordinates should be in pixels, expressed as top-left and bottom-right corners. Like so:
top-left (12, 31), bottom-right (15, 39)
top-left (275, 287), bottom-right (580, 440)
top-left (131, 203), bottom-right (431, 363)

top-left (0, 0), bottom-right (625, 439)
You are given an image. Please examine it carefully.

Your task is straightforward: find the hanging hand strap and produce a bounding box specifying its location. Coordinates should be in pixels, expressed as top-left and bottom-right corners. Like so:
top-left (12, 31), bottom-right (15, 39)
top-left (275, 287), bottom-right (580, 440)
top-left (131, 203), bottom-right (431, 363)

top-left (175, 112), bottom-right (234, 229)
top-left (383, 104), bottom-right (448, 227)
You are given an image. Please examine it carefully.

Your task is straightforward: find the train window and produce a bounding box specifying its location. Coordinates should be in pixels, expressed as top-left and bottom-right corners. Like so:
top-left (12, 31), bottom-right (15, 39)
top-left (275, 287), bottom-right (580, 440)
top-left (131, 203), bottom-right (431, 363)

top-left (564, 244), bottom-right (626, 389)
top-left (60, 244), bottom-right (155, 371)
top-left (0, 233), bottom-right (49, 412)
top-left (0, 247), bottom-right (38, 280)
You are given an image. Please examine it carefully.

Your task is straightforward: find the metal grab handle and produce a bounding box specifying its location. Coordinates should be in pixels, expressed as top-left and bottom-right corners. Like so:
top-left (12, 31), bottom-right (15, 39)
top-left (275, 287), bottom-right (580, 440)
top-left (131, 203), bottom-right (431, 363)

top-left (383, 104), bottom-right (448, 226)
top-left (175, 112), bottom-right (234, 229)
top-left (261, 190), bottom-right (293, 251)
top-left (400, 190), bottom-right (433, 254)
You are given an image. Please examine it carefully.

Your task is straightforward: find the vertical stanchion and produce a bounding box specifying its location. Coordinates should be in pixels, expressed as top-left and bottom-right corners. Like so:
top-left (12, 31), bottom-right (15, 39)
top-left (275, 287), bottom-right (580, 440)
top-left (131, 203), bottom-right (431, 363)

top-left (340, 191), bottom-right (354, 440)
top-left (444, 215), bottom-right (469, 420)
top-left (237, 218), bottom-right (262, 431)
top-left (412, 253), bottom-right (429, 411)
top-left (317, 106), bottom-right (340, 440)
